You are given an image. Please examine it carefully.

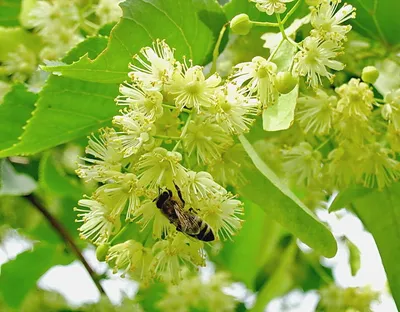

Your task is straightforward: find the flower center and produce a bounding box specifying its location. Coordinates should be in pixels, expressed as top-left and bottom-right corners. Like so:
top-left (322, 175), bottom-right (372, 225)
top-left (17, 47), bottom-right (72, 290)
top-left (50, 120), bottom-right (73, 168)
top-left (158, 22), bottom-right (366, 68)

top-left (185, 81), bottom-right (202, 95)
top-left (257, 65), bottom-right (269, 78)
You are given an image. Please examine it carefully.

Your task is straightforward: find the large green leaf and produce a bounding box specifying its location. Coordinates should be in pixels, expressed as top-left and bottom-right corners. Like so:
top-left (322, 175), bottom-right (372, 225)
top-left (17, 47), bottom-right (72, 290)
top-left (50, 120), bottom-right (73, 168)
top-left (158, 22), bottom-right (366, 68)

top-left (347, 0), bottom-right (400, 45)
top-left (251, 240), bottom-right (297, 312)
top-left (0, 76), bottom-right (119, 157)
top-left (39, 152), bottom-right (83, 200)
top-left (329, 185), bottom-right (372, 212)
top-left (0, 244), bottom-right (62, 308)
top-left (42, 0), bottom-right (227, 83)
top-left (239, 135), bottom-right (337, 258)
top-left (0, 159), bottom-right (36, 195)
top-left (0, 83), bottom-right (37, 151)
top-left (0, 0), bottom-right (21, 27)
top-left (344, 183), bottom-right (400, 310)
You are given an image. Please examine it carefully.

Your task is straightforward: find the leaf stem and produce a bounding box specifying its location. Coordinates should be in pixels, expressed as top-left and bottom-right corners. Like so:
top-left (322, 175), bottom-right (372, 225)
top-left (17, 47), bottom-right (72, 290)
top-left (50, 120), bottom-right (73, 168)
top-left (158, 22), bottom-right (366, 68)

top-left (250, 21), bottom-right (279, 27)
top-left (276, 13), bottom-right (298, 48)
top-left (172, 113), bottom-right (192, 152)
top-left (110, 224), bottom-right (130, 244)
top-left (24, 194), bottom-right (107, 296)
top-left (282, 0), bottom-right (303, 24)
top-left (162, 103), bottom-right (191, 113)
top-left (210, 22), bottom-right (229, 75)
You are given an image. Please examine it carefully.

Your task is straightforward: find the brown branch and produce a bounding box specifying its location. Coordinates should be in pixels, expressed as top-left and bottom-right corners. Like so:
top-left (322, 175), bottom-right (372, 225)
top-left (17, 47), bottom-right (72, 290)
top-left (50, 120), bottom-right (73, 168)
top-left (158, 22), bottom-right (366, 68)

top-left (24, 194), bottom-right (107, 296)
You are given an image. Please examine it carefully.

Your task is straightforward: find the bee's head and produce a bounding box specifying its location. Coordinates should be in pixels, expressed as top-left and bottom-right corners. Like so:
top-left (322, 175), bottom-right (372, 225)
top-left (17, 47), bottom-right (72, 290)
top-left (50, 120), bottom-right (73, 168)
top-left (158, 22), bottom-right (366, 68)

top-left (154, 188), bottom-right (173, 209)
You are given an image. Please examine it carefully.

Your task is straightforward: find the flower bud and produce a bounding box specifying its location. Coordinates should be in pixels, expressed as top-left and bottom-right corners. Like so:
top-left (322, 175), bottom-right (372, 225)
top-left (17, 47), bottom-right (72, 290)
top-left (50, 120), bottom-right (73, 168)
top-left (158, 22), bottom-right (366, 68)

top-left (381, 103), bottom-right (392, 120)
top-left (96, 243), bottom-right (110, 262)
top-left (275, 71), bottom-right (298, 94)
top-left (230, 14), bottom-right (252, 36)
top-left (361, 66), bottom-right (379, 84)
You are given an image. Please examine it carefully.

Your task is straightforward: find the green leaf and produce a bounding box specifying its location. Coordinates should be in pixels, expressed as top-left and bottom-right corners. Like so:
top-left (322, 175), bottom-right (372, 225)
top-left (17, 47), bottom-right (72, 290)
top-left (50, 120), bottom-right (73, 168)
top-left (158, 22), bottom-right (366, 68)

top-left (0, 244), bottom-right (60, 308)
top-left (251, 240), bottom-right (297, 312)
top-left (39, 152), bottom-right (83, 200)
top-left (0, 159), bottom-right (36, 195)
top-left (262, 86), bottom-right (298, 131)
top-left (329, 186), bottom-right (372, 212)
top-left (0, 0), bottom-right (21, 27)
top-left (347, 0), bottom-right (400, 45)
top-left (0, 75), bottom-right (119, 157)
top-left (0, 83), bottom-right (37, 151)
top-left (238, 135), bottom-right (337, 258)
top-left (42, 0), bottom-right (226, 83)
top-left (351, 183), bottom-right (400, 310)
top-left (262, 41), bottom-right (298, 131)
top-left (0, 27), bottom-right (41, 60)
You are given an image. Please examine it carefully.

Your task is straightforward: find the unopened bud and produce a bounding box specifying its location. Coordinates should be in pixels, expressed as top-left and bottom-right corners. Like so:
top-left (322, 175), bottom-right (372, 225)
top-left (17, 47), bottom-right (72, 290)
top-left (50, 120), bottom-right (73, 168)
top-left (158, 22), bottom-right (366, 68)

top-left (230, 14), bottom-right (252, 36)
top-left (96, 243), bottom-right (110, 262)
top-left (381, 103), bottom-right (392, 120)
top-left (275, 71), bottom-right (298, 94)
top-left (361, 66), bottom-right (379, 84)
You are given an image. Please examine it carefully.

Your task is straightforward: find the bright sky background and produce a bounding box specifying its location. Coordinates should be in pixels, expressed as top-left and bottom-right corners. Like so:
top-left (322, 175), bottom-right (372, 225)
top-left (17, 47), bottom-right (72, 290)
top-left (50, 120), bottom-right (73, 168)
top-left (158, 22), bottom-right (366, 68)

top-left (0, 209), bottom-right (397, 311)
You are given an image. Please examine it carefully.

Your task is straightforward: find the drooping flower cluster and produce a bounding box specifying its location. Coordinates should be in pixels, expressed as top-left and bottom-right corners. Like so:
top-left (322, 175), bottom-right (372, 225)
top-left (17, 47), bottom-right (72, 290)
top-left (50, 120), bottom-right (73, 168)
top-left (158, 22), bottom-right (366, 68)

top-left (76, 40), bottom-right (254, 283)
top-left (293, 0), bottom-right (356, 88)
top-left (157, 270), bottom-right (236, 312)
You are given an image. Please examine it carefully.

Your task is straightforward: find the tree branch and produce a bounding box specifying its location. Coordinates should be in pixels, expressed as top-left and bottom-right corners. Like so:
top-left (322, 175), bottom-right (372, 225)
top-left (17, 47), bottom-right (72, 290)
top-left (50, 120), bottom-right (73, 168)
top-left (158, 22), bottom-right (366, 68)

top-left (24, 194), bottom-right (107, 296)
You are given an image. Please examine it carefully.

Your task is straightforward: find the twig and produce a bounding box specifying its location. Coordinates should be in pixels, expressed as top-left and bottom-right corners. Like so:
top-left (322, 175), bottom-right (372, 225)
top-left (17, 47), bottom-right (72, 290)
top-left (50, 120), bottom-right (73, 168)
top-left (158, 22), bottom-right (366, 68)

top-left (24, 194), bottom-right (107, 296)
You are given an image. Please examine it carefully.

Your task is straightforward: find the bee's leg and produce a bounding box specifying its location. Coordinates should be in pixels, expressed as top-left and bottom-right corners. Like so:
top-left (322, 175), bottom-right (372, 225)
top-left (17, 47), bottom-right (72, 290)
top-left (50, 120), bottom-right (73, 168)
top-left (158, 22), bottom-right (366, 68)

top-left (188, 208), bottom-right (196, 214)
top-left (173, 181), bottom-right (185, 205)
top-left (176, 224), bottom-right (183, 232)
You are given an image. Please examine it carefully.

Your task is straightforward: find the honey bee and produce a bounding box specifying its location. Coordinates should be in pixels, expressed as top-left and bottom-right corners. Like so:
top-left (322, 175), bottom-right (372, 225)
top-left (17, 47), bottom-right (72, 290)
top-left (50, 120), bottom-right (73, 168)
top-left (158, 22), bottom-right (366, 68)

top-left (154, 183), bottom-right (215, 242)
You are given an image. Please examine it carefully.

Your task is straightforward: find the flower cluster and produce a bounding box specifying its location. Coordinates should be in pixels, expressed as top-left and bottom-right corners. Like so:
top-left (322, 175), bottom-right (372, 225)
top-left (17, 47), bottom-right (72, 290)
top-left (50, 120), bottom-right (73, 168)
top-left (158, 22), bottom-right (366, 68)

top-left (157, 271), bottom-right (236, 312)
top-left (293, 0), bottom-right (356, 88)
top-left (318, 284), bottom-right (379, 312)
top-left (76, 40), bottom-right (251, 283)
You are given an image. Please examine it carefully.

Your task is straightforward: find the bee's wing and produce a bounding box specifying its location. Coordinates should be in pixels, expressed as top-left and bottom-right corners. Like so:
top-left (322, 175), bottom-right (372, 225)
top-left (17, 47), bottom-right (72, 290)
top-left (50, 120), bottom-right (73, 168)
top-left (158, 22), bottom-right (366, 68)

top-left (173, 204), bottom-right (201, 235)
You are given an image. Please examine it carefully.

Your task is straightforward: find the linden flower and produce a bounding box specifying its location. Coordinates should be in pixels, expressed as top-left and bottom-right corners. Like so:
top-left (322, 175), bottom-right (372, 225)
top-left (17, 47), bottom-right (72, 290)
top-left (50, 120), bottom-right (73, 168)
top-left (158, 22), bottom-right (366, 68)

top-left (183, 171), bottom-right (227, 203)
top-left (209, 144), bottom-right (250, 187)
top-left (232, 56), bottom-right (279, 107)
top-left (27, 0), bottom-right (80, 37)
top-left (359, 142), bottom-right (400, 189)
top-left (151, 234), bottom-right (205, 283)
top-left (130, 200), bottom-right (173, 239)
top-left (113, 110), bottom-right (156, 157)
top-left (76, 129), bottom-right (123, 183)
top-left (129, 40), bottom-right (176, 91)
top-left (198, 194), bottom-right (243, 241)
top-left (250, 0), bottom-right (295, 15)
top-left (135, 147), bottom-right (188, 189)
top-left (3, 45), bottom-right (37, 82)
top-left (382, 89), bottom-right (400, 131)
top-left (327, 143), bottom-right (360, 188)
top-left (116, 82), bottom-right (163, 120)
top-left (183, 117), bottom-right (233, 164)
top-left (93, 173), bottom-right (142, 221)
top-left (336, 78), bottom-right (374, 119)
top-left (157, 272), bottom-right (235, 312)
top-left (167, 63), bottom-right (221, 112)
top-left (106, 240), bottom-right (153, 280)
top-left (282, 142), bottom-right (323, 186)
top-left (310, 0), bottom-right (356, 42)
top-left (211, 83), bottom-right (260, 134)
top-left (296, 88), bottom-right (337, 135)
top-left (293, 36), bottom-right (344, 88)
top-left (95, 0), bottom-right (123, 26)
top-left (75, 199), bottom-right (120, 245)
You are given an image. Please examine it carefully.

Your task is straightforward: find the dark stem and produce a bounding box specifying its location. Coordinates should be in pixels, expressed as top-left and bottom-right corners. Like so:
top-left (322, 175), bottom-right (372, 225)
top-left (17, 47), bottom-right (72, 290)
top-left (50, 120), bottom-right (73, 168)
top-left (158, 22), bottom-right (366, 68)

top-left (24, 194), bottom-right (107, 296)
